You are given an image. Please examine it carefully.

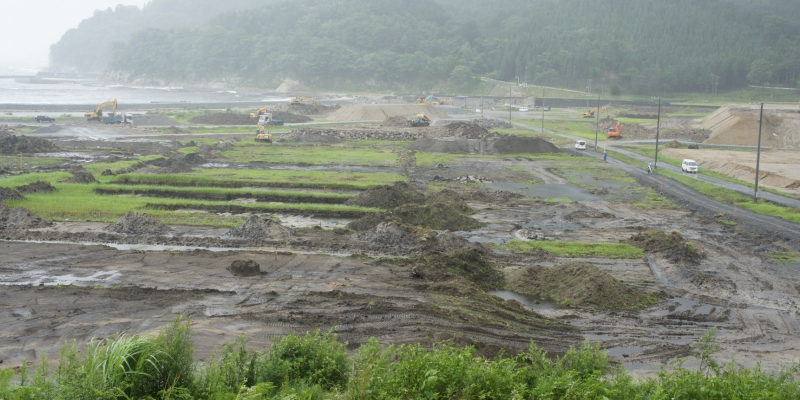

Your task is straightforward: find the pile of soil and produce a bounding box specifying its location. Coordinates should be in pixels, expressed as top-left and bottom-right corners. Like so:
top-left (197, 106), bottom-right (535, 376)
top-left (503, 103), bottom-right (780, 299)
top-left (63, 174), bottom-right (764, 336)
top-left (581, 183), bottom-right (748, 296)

top-left (345, 182), bottom-right (427, 209)
top-left (106, 212), bottom-right (171, 235)
top-left (625, 229), bottom-right (706, 265)
top-left (287, 103), bottom-right (339, 116)
top-left (226, 215), bottom-right (296, 241)
top-left (183, 153), bottom-right (207, 165)
top-left (0, 187), bottom-right (24, 202)
top-left (0, 205), bottom-right (53, 230)
top-left (507, 262), bottom-right (654, 309)
top-left (0, 135), bottom-right (59, 154)
top-left (408, 248), bottom-right (504, 291)
top-left (594, 119), bottom-right (655, 139)
top-left (227, 260), bottom-right (261, 277)
top-left (287, 127), bottom-right (424, 141)
top-left (409, 135), bottom-right (559, 155)
top-left (444, 121), bottom-right (496, 139)
top-left (153, 156), bottom-right (194, 173)
top-left (474, 118), bottom-right (512, 130)
top-left (353, 222), bottom-right (418, 248)
top-left (15, 181), bottom-right (56, 194)
top-left (381, 116), bottom-right (412, 128)
top-left (0, 125), bottom-right (14, 136)
top-left (347, 183), bottom-right (481, 231)
top-left (63, 167), bottom-right (97, 184)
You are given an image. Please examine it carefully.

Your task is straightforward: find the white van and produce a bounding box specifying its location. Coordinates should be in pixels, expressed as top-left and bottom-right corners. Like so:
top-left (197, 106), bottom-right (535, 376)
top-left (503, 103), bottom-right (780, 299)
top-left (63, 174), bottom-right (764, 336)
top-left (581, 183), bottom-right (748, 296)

top-left (575, 140), bottom-right (586, 150)
top-left (519, 107), bottom-right (529, 112)
top-left (682, 159), bottom-right (699, 173)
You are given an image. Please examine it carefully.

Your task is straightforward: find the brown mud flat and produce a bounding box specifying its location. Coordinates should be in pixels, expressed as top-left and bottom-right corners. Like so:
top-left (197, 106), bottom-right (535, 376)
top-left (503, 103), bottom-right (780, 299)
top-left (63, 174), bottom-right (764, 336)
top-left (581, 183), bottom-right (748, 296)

top-left (95, 188), bottom-right (352, 204)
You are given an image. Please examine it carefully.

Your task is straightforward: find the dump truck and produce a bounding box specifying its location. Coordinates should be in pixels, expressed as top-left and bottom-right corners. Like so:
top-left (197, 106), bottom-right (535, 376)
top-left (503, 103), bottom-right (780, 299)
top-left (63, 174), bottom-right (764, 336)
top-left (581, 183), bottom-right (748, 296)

top-left (411, 113), bottom-right (431, 127)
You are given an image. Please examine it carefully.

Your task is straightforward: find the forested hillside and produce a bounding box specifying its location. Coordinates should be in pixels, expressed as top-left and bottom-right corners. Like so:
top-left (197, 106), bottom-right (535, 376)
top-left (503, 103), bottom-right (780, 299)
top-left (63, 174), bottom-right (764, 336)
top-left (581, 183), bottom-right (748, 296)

top-left (54, 0), bottom-right (800, 94)
top-left (48, 0), bottom-right (281, 72)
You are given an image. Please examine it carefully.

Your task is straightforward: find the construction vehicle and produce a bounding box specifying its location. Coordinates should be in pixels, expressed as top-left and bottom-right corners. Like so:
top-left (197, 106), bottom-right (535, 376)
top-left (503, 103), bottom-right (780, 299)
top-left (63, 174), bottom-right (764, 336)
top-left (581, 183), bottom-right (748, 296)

top-left (255, 113), bottom-right (285, 142)
top-left (85, 99), bottom-right (117, 121)
top-left (416, 95), bottom-right (434, 105)
top-left (432, 98), bottom-right (453, 106)
top-left (250, 105), bottom-right (270, 118)
top-left (608, 121), bottom-right (621, 139)
top-left (411, 113), bottom-right (431, 127)
top-left (103, 113), bottom-right (133, 124)
top-left (582, 107), bottom-right (610, 118)
top-left (289, 96), bottom-right (317, 108)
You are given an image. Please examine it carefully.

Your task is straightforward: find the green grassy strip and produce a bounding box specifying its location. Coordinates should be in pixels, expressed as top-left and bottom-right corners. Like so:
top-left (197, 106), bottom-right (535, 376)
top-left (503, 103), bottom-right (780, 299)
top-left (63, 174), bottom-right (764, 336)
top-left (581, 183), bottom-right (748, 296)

top-left (659, 169), bottom-right (800, 224)
top-left (96, 184), bottom-right (354, 200)
top-left (502, 240), bottom-right (644, 259)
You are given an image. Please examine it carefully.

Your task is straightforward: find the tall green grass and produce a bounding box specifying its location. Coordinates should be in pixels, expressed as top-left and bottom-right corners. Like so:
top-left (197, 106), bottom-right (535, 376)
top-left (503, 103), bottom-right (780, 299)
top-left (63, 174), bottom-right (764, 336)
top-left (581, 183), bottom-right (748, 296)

top-left (2, 317), bottom-right (798, 399)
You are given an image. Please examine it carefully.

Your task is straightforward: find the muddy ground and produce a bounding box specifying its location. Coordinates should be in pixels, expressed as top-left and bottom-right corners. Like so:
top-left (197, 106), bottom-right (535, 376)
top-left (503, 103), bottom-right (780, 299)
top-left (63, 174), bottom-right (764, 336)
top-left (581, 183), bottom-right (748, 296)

top-left (1, 123), bottom-right (800, 379)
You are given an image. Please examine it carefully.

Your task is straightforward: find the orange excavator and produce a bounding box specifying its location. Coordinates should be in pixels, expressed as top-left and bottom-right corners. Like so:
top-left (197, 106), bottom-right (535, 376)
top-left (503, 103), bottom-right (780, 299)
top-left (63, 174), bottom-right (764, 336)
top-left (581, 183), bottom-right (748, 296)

top-left (608, 122), bottom-right (621, 139)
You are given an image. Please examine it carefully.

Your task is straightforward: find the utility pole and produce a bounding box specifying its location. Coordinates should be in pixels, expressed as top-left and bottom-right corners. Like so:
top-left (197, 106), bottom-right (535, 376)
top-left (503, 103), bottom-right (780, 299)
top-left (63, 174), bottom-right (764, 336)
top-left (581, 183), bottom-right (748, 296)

top-left (594, 93), bottom-right (600, 150)
top-left (541, 88), bottom-right (545, 132)
top-left (754, 103), bottom-right (764, 201)
top-left (654, 99), bottom-right (661, 169)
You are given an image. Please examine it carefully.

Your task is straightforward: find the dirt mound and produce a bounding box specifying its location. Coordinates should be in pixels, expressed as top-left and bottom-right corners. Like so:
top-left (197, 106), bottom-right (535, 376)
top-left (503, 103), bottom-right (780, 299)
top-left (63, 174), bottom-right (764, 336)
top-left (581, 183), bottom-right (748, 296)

top-left (353, 222), bottom-right (419, 248)
top-left (474, 118), bottom-right (512, 129)
top-left (345, 182), bottom-right (427, 209)
top-left (0, 135), bottom-right (59, 154)
top-left (285, 103), bottom-right (339, 116)
top-left (409, 135), bottom-right (559, 155)
top-left (63, 167), bottom-right (97, 184)
top-left (272, 111), bottom-right (313, 123)
top-left (0, 205), bottom-right (53, 230)
top-left (15, 181), bottom-right (56, 194)
top-left (328, 104), bottom-right (448, 121)
top-left (0, 187), bottom-right (24, 202)
top-left (106, 212), bottom-right (171, 235)
top-left (226, 215), bottom-right (296, 241)
top-left (625, 229), bottom-right (706, 265)
top-left (381, 116), bottom-right (412, 128)
top-left (0, 125), bottom-right (14, 137)
top-left (507, 262), bottom-right (654, 309)
top-left (153, 156), bottom-right (194, 173)
top-left (665, 140), bottom-right (684, 148)
top-left (426, 231), bottom-right (487, 254)
top-left (227, 260), bottom-right (261, 277)
top-left (594, 119), bottom-right (655, 139)
top-left (444, 121), bottom-right (495, 139)
top-left (391, 202), bottom-right (483, 231)
top-left (183, 153), bottom-right (207, 165)
top-left (408, 248), bottom-right (504, 291)
top-left (287, 127), bottom-right (424, 141)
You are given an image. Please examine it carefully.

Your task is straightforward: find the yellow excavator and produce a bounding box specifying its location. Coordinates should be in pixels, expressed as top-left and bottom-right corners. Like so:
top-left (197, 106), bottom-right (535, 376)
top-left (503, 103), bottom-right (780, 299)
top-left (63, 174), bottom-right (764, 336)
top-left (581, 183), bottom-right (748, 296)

top-left (416, 95), bottom-right (434, 105)
top-left (290, 96), bottom-right (317, 108)
top-left (582, 107), bottom-right (610, 118)
top-left (432, 98), bottom-right (453, 105)
top-left (85, 99), bottom-right (118, 121)
top-left (250, 105), bottom-right (270, 118)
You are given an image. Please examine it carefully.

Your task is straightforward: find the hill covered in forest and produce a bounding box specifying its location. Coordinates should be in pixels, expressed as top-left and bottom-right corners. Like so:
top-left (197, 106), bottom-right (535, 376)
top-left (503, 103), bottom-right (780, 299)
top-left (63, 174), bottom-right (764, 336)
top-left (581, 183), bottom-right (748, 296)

top-left (51, 0), bottom-right (800, 94)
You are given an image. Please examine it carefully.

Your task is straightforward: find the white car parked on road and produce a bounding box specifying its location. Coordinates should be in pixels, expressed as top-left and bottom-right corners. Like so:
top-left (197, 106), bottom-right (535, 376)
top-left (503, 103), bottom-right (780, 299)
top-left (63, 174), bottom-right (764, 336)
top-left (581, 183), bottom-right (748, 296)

top-left (682, 159), bottom-right (699, 173)
top-left (519, 107), bottom-right (529, 112)
top-left (575, 140), bottom-right (586, 150)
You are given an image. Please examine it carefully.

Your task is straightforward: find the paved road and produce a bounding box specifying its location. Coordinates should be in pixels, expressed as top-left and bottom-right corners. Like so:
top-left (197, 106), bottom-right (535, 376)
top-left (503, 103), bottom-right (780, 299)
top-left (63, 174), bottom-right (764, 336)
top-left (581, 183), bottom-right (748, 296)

top-left (490, 111), bottom-right (800, 209)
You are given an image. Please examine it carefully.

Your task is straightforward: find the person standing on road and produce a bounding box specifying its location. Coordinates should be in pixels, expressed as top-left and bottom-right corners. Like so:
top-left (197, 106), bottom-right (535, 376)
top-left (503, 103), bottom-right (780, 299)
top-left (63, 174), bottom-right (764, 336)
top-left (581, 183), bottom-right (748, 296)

top-left (603, 151), bottom-right (608, 162)
top-left (648, 163), bottom-right (652, 174)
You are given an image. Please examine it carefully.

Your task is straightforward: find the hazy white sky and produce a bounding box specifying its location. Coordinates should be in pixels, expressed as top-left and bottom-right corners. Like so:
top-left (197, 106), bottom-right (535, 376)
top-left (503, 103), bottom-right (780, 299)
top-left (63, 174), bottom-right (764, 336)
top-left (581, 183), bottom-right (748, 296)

top-left (0, 0), bottom-right (149, 71)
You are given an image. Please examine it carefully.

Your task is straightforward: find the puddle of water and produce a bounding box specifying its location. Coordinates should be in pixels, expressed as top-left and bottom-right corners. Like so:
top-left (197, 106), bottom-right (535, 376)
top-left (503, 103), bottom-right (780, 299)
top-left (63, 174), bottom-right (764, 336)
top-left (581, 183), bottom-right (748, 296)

top-left (485, 182), bottom-right (603, 202)
top-left (0, 269), bottom-right (123, 286)
top-left (277, 215), bottom-right (354, 229)
top-left (487, 290), bottom-right (563, 312)
top-left (606, 346), bottom-right (649, 357)
top-left (12, 309), bottom-right (33, 317)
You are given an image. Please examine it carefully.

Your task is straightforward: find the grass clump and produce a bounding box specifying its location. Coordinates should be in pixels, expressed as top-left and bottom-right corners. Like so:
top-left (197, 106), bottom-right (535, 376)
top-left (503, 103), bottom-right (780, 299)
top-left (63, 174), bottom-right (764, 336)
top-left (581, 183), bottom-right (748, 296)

top-left (502, 240), bottom-right (644, 259)
top-left (507, 262), bottom-right (657, 309)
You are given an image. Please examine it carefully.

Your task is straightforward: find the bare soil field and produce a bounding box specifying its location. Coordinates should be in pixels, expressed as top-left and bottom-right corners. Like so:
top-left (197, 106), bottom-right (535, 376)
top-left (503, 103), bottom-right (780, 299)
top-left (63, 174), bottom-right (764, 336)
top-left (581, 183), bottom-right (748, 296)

top-left (2, 117), bottom-right (800, 380)
top-left (662, 148), bottom-right (800, 195)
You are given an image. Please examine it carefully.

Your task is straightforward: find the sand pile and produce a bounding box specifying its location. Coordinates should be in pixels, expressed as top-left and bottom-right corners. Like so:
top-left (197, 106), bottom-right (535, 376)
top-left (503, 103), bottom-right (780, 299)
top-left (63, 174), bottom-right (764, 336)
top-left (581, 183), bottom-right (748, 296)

top-left (328, 104), bottom-right (447, 121)
top-left (63, 167), bottom-right (97, 184)
top-left (106, 212), bottom-right (171, 235)
top-left (625, 229), bottom-right (705, 265)
top-left (345, 182), bottom-right (427, 209)
top-left (700, 105), bottom-right (800, 148)
top-left (227, 260), bottom-right (261, 277)
top-left (0, 206), bottom-right (53, 230)
top-left (16, 181), bottom-right (56, 194)
top-left (409, 135), bottom-right (559, 155)
top-left (507, 262), bottom-right (654, 309)
top-left (444, 121), bottom-right (496, 139)
top-left (226, 215), bottom-right (296, 240)
top-left (408, 248), bottom-right (504, 291)
top-left (0, 187), bottom-right (24, 202)
top-left (381, 116), bottom-right (413, 128)
top-left (0, 135), bottom-right (59, 154)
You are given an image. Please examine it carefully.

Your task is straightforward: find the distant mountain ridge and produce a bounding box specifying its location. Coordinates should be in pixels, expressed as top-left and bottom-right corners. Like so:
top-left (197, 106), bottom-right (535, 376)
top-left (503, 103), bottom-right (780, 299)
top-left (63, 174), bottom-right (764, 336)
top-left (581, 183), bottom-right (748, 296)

top-left (50, 0), bottom-right (800, 94)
